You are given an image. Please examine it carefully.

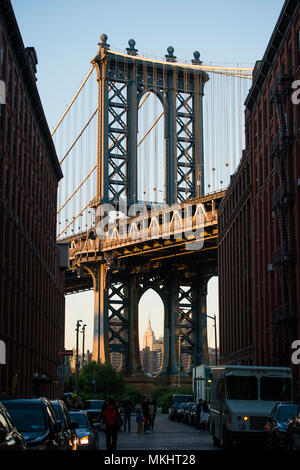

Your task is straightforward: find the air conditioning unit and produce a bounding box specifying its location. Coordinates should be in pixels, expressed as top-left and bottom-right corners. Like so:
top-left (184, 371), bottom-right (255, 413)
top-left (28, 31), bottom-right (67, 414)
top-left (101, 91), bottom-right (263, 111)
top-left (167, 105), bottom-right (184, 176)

top-left (0, 80), bottom-right (5, 104)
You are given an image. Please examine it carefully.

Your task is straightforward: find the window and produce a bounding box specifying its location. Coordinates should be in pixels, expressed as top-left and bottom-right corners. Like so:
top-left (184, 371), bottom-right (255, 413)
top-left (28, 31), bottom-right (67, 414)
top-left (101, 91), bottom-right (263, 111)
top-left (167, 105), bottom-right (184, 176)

top-left (255, 163), bottom-right (258, 193)
top-left (6, 114), bottom-right (10, 148)
top-left (264, 99), bottom-right (268, 130)
top-left (226, 376), bottom-right (258, 400)
top-left (297, 29), bottom-right (300, 65)
top-left (1, 44), bottom-right (5, 79)
top-left (265, 145), bottom-right (269, 178)
top-left (289, 46), bottom-right (293, 75)
top-left (260, 377), bottom-right (291, 401)
top-left (258, 110), bottom-right (262, 140)
top-left (254, 120), bottom-right (257, 148)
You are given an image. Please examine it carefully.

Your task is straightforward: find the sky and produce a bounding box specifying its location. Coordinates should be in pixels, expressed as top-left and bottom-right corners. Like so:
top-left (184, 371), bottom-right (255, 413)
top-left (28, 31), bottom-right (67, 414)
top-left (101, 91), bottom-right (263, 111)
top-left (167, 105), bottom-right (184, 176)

top-left (11, 0), bottom-right (285, 352)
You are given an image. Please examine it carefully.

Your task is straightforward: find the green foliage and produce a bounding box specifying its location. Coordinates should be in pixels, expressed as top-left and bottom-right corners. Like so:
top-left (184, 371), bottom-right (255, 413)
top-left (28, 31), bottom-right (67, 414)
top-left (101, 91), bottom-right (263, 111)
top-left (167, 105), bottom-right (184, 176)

top-left (64, 362), bottom-right (142, 405)
top-left (120, 384), bottom-right (143, 405)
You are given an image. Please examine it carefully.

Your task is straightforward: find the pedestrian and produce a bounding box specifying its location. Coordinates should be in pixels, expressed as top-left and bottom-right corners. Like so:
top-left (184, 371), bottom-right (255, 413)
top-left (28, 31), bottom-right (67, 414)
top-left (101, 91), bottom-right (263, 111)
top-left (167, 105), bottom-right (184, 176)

top-left (196, 398), bottom-right (204, 429)
top-left (141, 396), bottom-right (150, 433)
top-left (136, 407), bottom-right (143, 434)
top-left (200, 401), bottom-right (210, 432)
top-left (101, 398), bottom-right (123, 451)
top-left (148, 401), bottom-right (156, 432)
top-left (122, 396), bottom-right (133, 433)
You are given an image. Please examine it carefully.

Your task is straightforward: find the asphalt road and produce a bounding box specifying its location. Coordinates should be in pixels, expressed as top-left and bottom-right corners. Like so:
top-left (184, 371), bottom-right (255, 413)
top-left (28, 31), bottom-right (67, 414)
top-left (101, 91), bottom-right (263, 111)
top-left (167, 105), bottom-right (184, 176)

top-left (97, 413), bottom-right (218, 451)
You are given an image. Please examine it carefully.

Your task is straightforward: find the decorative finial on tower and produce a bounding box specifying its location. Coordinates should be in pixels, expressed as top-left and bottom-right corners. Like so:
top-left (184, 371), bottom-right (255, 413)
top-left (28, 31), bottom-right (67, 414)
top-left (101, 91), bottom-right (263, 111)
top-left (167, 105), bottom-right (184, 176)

top-left (98, 33), bottom-right (110, 52)
top-left (191, 51), bottom-right (202, 65)
top-left (126, 39), bottom-right (138, 56)
top-left (165, 46), bottom-right (177, 63)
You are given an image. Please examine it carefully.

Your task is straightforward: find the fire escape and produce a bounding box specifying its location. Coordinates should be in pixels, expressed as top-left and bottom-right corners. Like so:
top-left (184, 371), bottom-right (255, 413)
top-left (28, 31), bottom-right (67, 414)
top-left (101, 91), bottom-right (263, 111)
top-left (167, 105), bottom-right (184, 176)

top-left (270, 65), bottom-right (296, 364)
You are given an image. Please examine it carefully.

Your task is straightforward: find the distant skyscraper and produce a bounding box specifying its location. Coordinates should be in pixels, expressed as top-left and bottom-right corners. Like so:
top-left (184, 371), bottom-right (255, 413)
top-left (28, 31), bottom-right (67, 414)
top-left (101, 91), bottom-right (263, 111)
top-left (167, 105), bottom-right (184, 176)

top-left (140, 317), bottom-right (163, 375)
top-left (142, 316), bottom-right (155, 350)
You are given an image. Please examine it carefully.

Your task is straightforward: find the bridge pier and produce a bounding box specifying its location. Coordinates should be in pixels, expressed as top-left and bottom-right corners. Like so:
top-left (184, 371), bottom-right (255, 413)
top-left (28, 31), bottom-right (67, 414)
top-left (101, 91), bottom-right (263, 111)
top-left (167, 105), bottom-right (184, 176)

top-left (88, 263), bottom-right (110, 364)
top-left (125, 275), bottom-right (141, 373)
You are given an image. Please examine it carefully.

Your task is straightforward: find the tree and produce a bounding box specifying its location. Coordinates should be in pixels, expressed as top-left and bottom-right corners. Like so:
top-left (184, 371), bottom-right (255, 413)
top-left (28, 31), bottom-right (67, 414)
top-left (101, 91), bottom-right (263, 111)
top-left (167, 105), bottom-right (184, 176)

top-left (64, 362), bottom-right (125, 400)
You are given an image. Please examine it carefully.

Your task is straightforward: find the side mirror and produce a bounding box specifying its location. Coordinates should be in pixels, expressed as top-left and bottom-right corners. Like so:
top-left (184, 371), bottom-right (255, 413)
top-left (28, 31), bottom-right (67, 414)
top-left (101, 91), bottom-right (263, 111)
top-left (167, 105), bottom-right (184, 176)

top-left (0, 429), bottom-right (6, 444)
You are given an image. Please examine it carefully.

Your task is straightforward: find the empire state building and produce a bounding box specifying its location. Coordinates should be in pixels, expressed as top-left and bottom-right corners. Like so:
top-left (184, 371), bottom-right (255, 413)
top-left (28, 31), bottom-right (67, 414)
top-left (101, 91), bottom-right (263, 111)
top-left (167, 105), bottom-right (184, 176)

top-left (142, 317), bottom-right (155, 350)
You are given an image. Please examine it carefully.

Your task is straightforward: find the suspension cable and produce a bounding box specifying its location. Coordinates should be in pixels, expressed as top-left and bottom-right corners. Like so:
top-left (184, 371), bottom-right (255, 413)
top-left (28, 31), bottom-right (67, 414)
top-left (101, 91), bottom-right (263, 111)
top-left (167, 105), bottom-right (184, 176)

top-left (59, 108), bottom-right (98, 165)
top-left (51, 67), bottom-right (94, 136)
top-left (57, 202), bottom-right (91, 239)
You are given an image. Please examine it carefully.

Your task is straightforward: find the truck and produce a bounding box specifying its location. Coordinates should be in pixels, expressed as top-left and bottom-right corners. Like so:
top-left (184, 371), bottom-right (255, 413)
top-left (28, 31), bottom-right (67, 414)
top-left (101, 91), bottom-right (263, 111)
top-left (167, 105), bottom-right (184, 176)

top-left (193, 364), bottom-right (212, 403)
top-left (169, 394), bottom-right (193, 420)
top-left (209, 365), bottom-right (292, 448)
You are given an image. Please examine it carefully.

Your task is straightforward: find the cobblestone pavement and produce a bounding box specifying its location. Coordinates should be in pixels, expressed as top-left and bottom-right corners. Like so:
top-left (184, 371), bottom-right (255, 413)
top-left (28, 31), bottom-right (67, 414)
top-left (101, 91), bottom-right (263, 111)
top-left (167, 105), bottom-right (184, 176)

top-left (97, 413), bottom-right (218, 451)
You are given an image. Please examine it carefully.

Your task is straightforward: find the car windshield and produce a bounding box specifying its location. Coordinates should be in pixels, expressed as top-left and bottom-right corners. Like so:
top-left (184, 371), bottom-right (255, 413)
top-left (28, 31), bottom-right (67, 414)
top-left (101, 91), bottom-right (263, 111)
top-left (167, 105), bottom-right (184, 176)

top-left (70, 412), bottom-right (89, 429)
top-left (51, 403), bottom-right (63, 422)
top-left (260, 377), bottom-right (291, 401)
top-left (86, 401), bottom-right (104, 409)
top-left (278, 405), bottom-right (299, 422)
top-left (226, 375), bottom-right (258, 400)
top-left (2, 403), bottom-right (46, 433)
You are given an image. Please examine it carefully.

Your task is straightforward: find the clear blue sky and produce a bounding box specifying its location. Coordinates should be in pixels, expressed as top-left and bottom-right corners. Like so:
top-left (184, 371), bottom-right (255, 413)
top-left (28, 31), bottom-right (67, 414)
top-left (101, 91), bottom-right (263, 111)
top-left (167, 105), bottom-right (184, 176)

top-left (11, 0), bottom-right (284, 352)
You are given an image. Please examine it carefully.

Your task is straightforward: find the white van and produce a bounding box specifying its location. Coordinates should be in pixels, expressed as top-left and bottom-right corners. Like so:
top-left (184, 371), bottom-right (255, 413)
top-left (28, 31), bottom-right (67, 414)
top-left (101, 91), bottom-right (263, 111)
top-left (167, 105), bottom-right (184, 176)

top-left (209, 365), bottom-right (292, 448)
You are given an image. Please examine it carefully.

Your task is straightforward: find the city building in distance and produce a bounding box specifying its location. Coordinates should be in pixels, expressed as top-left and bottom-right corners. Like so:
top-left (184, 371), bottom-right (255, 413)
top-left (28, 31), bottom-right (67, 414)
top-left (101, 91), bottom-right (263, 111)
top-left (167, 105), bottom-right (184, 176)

top-left (0, 0), bottom-right (66, 398)
top-left (140, 317), bottom-right (163, 375)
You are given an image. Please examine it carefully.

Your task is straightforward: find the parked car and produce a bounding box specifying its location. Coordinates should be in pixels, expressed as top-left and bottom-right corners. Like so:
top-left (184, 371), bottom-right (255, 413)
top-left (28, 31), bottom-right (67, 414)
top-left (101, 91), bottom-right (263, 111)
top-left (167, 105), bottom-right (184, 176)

top-left (69, 410), bottom-right (97, 450)
top-left (85, 409), bottom-right (102, 431)
top-left (169, 394), bottom-right (193, 421)
top-left (287, 410), bottom-right (300, 450)
top-left (1, 398), bottom-right (65, 450)
top-left (184, 402), bottom-right (196, 424)
top-left (264, 403), bottom-right (300, 450)
top-left (0, 402), bottom-right (27, 450)
top-left (50, 400), bottom-right (78, 450)
top-left (176, 403), bottom-right (188, 422)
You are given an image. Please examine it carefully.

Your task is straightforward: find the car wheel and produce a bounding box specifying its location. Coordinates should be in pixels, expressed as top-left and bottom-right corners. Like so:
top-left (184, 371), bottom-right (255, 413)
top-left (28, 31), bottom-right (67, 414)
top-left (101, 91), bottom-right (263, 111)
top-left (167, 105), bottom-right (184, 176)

top-left (222, 429), bottom-right (232, 449)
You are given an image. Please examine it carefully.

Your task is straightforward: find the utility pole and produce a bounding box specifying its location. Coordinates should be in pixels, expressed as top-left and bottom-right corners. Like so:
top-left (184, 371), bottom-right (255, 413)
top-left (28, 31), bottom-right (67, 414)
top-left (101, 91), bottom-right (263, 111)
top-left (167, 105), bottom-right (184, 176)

top-left (81, 324), bottom-right (87, 367)
top-left (214, 314), bottom-right (218, 366)
top-left (178, 333), bottom-right (182, 388)
top-left (200, 312), bottom-right (218, 366)
top-left (75, 319), bottom-right (82, 394)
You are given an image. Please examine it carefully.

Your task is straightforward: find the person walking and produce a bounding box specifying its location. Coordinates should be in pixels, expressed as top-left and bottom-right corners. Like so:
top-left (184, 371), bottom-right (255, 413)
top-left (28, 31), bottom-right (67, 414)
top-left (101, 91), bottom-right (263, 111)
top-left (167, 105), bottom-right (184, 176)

top-left (122, 396), bottom-right (133, 433)
top-left (200, 401), bottom-right (210, 432)
top-left (148, 401), bottom-right (156, 432)
top-left (141, 396), bottom-right (150, 433)
top-left (101, 398), bottom-right (122, 451)
top-left (196, 398), bottom-right (204, 430)
top-left (136, 407), bottom-right (143, 434)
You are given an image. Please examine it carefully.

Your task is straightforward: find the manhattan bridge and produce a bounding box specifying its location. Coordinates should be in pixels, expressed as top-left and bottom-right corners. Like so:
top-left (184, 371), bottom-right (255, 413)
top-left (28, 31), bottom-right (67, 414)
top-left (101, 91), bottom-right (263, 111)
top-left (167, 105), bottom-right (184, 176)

top-left (54, 34), bottom-right (252, 386)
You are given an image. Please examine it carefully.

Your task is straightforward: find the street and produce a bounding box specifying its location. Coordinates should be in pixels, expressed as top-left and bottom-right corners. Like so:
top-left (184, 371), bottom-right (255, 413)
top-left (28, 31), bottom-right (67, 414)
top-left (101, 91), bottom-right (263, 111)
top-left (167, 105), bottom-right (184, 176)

top-left (97, 413), bottom-right (217, 451)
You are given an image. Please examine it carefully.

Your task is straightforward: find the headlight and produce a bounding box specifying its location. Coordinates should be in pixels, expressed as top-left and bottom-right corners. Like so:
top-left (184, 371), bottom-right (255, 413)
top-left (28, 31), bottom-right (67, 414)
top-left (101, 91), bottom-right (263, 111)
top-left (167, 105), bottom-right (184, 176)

top-left (80, 436), bottom-right (89, 445)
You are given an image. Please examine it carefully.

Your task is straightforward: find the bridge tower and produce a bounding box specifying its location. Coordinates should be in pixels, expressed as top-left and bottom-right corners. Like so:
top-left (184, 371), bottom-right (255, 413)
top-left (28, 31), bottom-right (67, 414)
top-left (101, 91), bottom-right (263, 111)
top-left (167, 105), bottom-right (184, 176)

top-left (74, 35), bottom-right (219, 382)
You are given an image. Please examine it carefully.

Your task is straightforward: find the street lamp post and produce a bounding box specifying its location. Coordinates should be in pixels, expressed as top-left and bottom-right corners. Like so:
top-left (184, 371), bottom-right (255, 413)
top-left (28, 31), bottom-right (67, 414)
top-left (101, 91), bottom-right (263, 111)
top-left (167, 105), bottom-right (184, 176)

top-left (178, 333), bottom-right (183, 388)
top-left (198, 312), bottom-right (218, 366)
top-left (75, 320), bottom-right (82, 394)
top-left (81, 324), bottom-right (87, 367)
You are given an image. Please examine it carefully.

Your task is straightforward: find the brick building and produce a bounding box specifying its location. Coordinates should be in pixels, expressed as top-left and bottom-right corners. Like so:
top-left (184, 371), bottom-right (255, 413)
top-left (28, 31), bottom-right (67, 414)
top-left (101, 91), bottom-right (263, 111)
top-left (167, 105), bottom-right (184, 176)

top-left (0, 0), bottom-right (65, 398)
top-left (218, 0), bottom-right (300, 392)
top-left (218, 151), bottom-right (253, 365)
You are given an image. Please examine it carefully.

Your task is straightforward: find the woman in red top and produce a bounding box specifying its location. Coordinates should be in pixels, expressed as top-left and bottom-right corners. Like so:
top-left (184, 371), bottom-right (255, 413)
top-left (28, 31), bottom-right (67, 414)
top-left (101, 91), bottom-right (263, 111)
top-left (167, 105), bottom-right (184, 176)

top-left (101, 398), bottom-right (121, 451)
